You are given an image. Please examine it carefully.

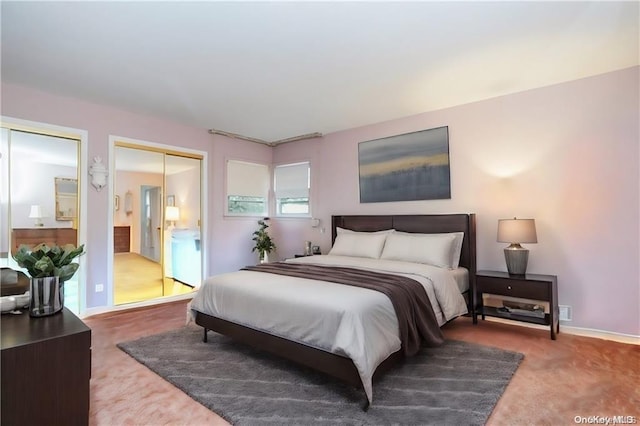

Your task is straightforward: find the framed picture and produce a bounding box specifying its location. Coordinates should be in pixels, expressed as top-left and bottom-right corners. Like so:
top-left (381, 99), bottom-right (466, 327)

top-left (167, 195), bottom-right (175, 207)
top-left (54, 177), bottom-right (78, 220)
top-left (358, 126), bottom-right (451, 203)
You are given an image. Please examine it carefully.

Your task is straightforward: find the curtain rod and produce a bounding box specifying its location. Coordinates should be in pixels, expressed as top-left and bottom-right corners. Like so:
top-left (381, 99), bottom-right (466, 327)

top-left (208, 129), bottom-right (267, 145)
top-left (273, 132), bottom-right (323, 145)
top-left (208, 129), bottom-right (322, 146)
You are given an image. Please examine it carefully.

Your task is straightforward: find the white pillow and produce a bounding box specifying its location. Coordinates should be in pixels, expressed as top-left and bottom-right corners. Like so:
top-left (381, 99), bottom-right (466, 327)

top-left (389, 231), bottom-right (464, 269)
top-left (450, 232), bottom-right (464, 269)
top-left (380, 232), bottom-right (457, 268)
top-left (328, 232), bottom-right (388, 259)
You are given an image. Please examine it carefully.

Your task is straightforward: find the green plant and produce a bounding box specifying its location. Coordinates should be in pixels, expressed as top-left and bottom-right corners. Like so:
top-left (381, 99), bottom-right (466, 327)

top-left (12, 243), bottom-right (85, 283)
top-left (252, 219), bottom-right (276, 256)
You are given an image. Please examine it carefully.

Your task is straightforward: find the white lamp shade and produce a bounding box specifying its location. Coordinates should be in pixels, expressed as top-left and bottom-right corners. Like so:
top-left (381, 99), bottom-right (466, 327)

top-left (497, 218), bottom-right (537, 244)
top-left (28, 205), bottom-right (44, 219)
top-left (165, 206), bottom-right (180, 222)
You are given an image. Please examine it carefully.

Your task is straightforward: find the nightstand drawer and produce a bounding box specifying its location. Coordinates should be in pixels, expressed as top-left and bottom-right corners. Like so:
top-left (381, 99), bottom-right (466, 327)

top-left (477, 276), bottom-right (550, 300)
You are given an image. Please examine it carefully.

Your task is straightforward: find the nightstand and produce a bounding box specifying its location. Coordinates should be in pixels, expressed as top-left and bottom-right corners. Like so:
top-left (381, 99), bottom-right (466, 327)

top-left (474, 270), bottom-right (559, 340)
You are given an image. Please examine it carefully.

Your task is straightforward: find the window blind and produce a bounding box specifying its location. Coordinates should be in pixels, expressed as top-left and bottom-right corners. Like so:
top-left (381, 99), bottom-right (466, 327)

top-left (227, 160), bottom-right (270, 197)
top-left (274, 162), bottom-right (309, 199)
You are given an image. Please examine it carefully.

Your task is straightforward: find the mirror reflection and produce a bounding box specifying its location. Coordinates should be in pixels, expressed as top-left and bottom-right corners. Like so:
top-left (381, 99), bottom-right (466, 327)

top-left (164, 154), bottom-right (202, 289)
top-left (113, 146), bottom-right (201, 305)
top-left (1, 128), bottom-right (81, 313)
top-left (55, 177), bottom-right (78, 220)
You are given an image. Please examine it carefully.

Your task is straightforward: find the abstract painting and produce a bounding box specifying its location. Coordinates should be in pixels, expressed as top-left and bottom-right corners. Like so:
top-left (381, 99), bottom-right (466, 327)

top-left (358, 126), bottom-right (450, 203)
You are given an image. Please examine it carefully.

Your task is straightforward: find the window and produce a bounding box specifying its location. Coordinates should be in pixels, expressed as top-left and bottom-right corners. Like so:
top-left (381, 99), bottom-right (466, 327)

top-left (226, 160), bottom-right (270, 216)
top-left (274, 162), bottom-right (310, 216)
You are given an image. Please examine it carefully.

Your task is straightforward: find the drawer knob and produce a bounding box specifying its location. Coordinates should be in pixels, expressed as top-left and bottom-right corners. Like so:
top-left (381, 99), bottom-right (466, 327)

top-left (507, 285), bottom-right (512, 290)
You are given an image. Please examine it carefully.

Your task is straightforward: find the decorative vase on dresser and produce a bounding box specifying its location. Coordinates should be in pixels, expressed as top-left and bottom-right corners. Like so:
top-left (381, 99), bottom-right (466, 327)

top-left (29, 275), bottom-right (64, 317)
top-left (12, 243), bottom-right (85, 318)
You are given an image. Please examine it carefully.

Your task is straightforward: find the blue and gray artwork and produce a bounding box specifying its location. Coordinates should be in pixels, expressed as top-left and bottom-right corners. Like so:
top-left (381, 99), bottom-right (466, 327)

top-left (358, 126), bottom-right (451, 203)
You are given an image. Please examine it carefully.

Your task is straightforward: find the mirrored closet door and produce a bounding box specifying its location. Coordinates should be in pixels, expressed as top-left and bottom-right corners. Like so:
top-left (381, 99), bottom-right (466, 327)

top-left (113, 143), bottom-right (202, 305)
top-left (1, 127), bottom-right (82, 314)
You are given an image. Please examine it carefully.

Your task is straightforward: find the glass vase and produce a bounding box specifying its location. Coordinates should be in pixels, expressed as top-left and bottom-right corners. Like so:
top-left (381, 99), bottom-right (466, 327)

top-left (29, 276), bottom-right (64, 317)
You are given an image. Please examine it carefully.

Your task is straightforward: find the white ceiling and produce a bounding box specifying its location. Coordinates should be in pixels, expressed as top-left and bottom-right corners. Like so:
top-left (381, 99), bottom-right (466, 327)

top-left (1, 1), bottom-right (638, 143)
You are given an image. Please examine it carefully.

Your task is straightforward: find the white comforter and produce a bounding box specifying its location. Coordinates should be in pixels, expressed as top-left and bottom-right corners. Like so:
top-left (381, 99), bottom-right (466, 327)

top-left (189, 255), bottom-right (468, 403)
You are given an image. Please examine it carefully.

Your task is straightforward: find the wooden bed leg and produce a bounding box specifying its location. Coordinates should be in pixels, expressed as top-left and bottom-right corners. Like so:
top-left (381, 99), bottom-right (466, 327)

top-left (203, 328), bottom-right (208, 343)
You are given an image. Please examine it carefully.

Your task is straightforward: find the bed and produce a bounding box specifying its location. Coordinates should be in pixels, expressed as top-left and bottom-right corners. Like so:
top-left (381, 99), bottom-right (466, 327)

top-left (190, 213), bottom-right (477, 407)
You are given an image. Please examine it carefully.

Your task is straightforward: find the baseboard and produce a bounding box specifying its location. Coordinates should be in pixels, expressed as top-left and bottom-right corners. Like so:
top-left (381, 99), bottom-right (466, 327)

top-left (559, 324), bottom-right (639, 345)
top-left (484, 317), bottom-right (639, 345)
top-left (81, 293), bottom-right (195, 319)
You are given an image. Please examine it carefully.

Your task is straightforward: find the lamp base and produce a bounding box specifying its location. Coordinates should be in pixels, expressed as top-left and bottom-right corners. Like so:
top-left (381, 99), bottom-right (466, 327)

top-left (504, 244), bottom-right (529, 275)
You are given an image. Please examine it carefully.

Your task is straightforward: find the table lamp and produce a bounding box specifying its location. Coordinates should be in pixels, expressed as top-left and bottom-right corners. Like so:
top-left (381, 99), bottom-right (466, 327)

top-left (165, 206), bottom-right (180, 228)
top-left (29, 205), bottom-right (45, 227)
top-left (497, 218), bottom-right (537, 275)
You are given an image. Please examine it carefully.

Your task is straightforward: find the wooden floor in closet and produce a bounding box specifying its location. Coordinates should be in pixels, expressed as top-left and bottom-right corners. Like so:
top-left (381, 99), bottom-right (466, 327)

top-left (113, 252), bottom-right (194, 305)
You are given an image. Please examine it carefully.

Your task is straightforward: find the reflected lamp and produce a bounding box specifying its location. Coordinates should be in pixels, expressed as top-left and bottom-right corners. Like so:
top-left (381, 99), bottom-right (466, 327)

top-left (29, 205), bottom-right (45, 227)
top-left (165, 206), bottom-right (180, 228)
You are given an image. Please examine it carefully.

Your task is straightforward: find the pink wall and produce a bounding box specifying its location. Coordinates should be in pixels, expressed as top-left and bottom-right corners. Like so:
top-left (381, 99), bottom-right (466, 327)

top-left (274, 67), bottom-right (640, 336)
top-left (2, 66), bottom-right (637, 335)
top-left (1, 83), bottom-right (272, 308)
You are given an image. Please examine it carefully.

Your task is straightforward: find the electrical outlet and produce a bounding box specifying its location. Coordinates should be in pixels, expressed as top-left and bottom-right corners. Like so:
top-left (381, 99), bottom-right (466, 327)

top-left (95, 283), bottom-right (104, 292)
top-left (559, 305), bottom-right (572, 321)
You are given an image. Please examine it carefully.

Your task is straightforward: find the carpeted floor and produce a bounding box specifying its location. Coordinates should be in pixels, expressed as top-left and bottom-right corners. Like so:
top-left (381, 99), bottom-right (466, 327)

top-left (118, 325), bottom-right (523, 425)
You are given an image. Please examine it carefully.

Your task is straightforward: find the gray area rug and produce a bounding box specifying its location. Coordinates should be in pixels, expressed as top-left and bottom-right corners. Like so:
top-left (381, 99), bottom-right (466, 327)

top-left (118, 325), bottom-right (523, 425)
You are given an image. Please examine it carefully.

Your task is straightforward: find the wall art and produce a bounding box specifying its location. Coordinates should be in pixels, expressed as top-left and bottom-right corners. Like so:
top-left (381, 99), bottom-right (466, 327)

top-left (358, 126), bottom-right (451, 203)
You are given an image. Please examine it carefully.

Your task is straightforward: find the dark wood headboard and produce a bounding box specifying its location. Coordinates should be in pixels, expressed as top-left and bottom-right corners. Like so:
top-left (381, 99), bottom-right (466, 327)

top-left (331, 214), bottom-right (477, 277)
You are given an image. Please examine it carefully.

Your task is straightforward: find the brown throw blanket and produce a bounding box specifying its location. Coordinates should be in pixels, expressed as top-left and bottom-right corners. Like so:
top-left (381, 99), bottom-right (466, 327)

top-left (242, 262), bottom-right (444, 356)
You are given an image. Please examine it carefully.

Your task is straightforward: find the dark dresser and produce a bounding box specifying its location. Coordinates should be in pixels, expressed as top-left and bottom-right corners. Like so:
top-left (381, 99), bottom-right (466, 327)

top-left (114, 225), bottom-right (131, 253)
top-left (11, 227), bottom-right (77, 254)
top-left (1, 308), bottom-right (91, 425)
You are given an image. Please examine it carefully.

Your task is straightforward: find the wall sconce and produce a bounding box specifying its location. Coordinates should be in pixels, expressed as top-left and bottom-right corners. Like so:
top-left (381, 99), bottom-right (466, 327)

top-left (29, 205), bottom-right (45, 227)
top-left (497, 218), bottom-right (537, 275)
top-left (89, 156), bottom-right (108, 191)
top-left (165, 206), bottom-right (180, 228)
top-left (124, 190), bottom-right (133, 214)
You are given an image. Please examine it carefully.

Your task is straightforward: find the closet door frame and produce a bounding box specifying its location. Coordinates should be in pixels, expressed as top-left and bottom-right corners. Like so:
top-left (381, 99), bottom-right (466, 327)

top-left (107, 135), bottom-right (207, 308)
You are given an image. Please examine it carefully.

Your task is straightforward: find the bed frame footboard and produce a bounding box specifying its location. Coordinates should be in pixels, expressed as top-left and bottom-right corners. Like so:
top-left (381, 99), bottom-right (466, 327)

top-left (195, 311), bottom-right (402, 407)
